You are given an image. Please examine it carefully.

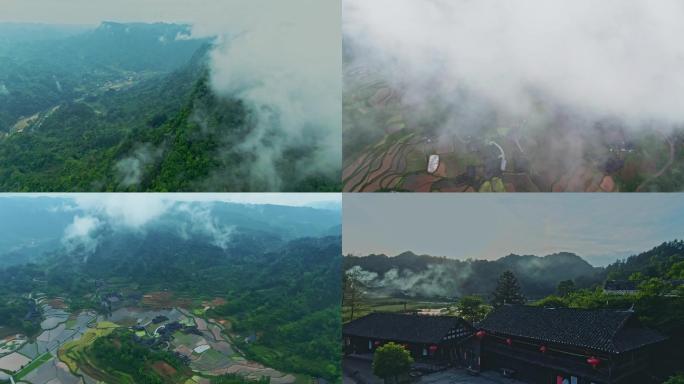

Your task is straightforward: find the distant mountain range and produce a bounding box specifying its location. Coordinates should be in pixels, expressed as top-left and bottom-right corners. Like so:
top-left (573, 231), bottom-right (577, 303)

top-left (345, 241), bottom-right (684, 299)
top-left (0, 197), bottom-right (341, 267)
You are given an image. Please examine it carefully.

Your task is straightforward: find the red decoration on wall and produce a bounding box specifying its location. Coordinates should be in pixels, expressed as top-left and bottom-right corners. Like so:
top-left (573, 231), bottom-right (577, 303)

top-left (506, 338), bottom-right (512, 346)
top-left (475, 330), bottom-right (486, 339)
top-left (539, 345), bottom-right (547, 353)
top-left (429, 345), bottom-right (438, 352)
top-left (587, 356), bottom-right (601, 368)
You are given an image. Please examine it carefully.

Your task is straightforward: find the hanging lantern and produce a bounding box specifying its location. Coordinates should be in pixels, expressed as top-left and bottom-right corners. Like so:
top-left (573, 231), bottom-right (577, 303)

top-left (475, 330), bottom-right (486, 339)
top-left (506, 338), bottom-right (512, 346)
top-left (587, 356), bottom-right (601, 369)
top-left (429, 344), bottom-right (438, 353)
top-left (539, 345), bottom-right (547, 353)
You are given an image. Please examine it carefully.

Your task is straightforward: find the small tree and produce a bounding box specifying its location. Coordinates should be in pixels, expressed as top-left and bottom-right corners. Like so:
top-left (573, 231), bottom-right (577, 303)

top-left (373, 342), bottom-right (413, 384)
top-left (343, 268), bottom-right (365, 321)
top-left (557, 280), bottom-right (576, 297)
top-left (664, 374), bottom-right (684, 384)
top-left (491, 270), bottom-right (526, 308)
top-left (456, 295), bottom-right (488, 323)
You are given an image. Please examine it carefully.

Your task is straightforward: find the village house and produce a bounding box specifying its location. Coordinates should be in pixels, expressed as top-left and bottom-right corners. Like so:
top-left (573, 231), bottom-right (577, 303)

top-left (343, 313), bottom-right (474, 369)
top-left (603, 281), bottom-right (639, 295)
top-left (344, 306), bottom-right (666, 384)
top-left (472, 305), bottom-right (667, 384)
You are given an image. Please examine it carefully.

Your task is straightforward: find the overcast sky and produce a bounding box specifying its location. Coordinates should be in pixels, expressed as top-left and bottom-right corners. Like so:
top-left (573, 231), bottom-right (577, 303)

top-left (0, 0), bottom-right (254, 25)
top-left (343, 194), bottom-right (684, 266)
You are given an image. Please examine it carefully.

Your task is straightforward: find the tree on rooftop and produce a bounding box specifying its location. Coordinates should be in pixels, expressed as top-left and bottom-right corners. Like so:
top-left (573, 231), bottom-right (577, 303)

top-left (372, 342), bottom-right (413, 384)
top-left (491, 270), bottom-right (526, 308)
top-left (456, 295), bottom-right (488, 323)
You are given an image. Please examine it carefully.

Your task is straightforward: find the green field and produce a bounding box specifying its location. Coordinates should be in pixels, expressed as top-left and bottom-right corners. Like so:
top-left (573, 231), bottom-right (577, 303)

top-left (15, 351), bottom-right (52, 380)
top-left (343, 296), bottom-right (453, 323)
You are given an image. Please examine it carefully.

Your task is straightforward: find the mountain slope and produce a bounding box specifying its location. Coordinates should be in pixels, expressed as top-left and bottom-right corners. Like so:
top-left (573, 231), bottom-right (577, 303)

top-left (344, 251), bottom-right (604, 299)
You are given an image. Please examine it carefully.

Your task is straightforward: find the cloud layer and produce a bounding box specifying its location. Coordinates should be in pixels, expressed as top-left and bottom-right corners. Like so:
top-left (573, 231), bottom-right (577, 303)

top-left (344, 0), bottom-right (684, 128)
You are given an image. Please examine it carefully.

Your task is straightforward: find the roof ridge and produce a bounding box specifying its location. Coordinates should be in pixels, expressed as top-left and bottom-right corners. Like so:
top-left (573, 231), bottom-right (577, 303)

top-left (607, 310), bottom-right (635, 351)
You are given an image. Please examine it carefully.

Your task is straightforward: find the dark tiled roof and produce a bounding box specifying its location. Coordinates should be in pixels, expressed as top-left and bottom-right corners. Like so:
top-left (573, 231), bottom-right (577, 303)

top-left (612, 327), bottom-right (668, 352)
top-left (479, 305), bottom-right (666, 354)
top-left (604, 280), bottom-right (638, 291)
top-left (343, 313), bottom-right (469, 344)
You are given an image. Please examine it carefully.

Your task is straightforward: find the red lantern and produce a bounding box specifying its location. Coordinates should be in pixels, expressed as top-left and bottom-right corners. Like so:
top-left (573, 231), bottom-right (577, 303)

top-left (587, 356), bottom-right (601, 368)
top-left (429, 345), bottom-right (438, 353)
top-left (475, 330), bottom-right (486, 339)
top-left (539, 345), bottom-right (547, 353)
top-left (506, 338), bottom-right (512, 346)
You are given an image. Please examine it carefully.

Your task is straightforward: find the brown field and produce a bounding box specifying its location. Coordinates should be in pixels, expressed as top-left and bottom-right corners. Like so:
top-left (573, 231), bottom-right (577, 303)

top-left (151, 360), bottom-right (177, 378)
top-left (48, 298), bottom-right (67, 309)
top-left (142, 292), bottom-right (192, 309)
top-left (402, 174), bottom-right (440, 192)
top-left (600, 175), bottom-right (615, 191)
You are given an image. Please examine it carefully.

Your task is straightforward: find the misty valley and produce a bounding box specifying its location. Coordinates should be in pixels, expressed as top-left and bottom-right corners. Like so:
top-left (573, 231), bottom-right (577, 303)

top-left (342, 63), bottom-right (684, 192)
top-left (0, 197), bottom-right (342, 384)
top-left (342, 0), bottom-right (684, 193)
top-left (0, 22), bottom-right (340, 192)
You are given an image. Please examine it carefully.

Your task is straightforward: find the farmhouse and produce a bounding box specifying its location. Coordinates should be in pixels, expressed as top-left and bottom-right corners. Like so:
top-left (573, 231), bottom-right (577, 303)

top-left (603, 280), bottom-right (638, 295)
top-left (472, 305), bottom-right (667, 384)
top-left (427, 155), bottom-right (440, 174)
top-left (343, 313), bottom-right (474, 366)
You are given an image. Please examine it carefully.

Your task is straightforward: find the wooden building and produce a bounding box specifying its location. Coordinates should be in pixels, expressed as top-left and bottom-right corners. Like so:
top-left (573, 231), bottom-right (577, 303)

top-left (342, 313), bottom-right (474, 365)
top-left (472, 305), bottom-right (667, 384)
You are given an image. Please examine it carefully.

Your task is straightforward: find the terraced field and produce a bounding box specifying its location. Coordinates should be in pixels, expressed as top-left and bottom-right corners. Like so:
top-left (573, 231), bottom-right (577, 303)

top-left (343, 65), bottom-right (681, 192)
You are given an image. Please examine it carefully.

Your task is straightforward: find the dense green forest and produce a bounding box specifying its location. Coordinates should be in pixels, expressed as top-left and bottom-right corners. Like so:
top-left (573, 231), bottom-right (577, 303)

top-left (0, 22), bottom-right (340, 191)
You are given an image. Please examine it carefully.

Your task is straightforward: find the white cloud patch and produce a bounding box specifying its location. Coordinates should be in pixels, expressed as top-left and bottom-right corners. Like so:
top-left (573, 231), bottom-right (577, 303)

top-left (175, 203), bottom-right (234, 249)
top-left (72, 194), bottom-right (171, 228)
top-left (62, 215), bottom-right (101, 255)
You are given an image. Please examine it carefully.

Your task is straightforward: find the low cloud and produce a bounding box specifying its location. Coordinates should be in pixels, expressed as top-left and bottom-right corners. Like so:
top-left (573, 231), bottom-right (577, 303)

top-left (62, 215), bottom-right (101, 257)
top-left (115, 143), bottom-right (164, 188)
top-left (175, 203), bottom-right (234, 249)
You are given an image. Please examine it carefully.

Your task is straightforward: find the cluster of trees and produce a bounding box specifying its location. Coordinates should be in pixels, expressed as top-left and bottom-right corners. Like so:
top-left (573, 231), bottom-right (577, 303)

top-left (89, 328), bottom-right (190, 383)
top-left (211, 375), bottom-right (270, 384)
top-left (0, 297), bottom-right (40, 336)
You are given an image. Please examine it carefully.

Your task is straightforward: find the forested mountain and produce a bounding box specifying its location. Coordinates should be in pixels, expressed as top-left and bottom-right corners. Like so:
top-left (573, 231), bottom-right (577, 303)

top-left (605, 240), bottom-right (684, 280)
top-left (0, 198), bottom-right (342, 381)
top-left (0, 22), bottom-right (340, 191)
top-left (345, 240), bottom-right (684, 300)
top-left (344, 251), bottom-right (603, 299)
